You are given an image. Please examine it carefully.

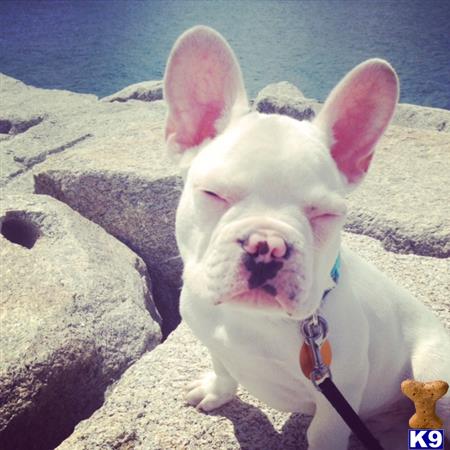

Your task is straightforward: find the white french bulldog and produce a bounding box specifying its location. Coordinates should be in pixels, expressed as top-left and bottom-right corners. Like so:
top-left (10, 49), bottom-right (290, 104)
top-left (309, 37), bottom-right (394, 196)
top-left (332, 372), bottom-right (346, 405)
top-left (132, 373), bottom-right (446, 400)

top-left (163, 26), bottom-right (450, 449)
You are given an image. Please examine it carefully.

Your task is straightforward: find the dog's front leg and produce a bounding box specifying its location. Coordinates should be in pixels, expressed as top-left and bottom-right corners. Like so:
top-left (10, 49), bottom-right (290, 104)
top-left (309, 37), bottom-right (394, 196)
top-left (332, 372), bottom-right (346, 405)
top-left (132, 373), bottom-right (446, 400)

top-left (307, 383), bottom-right (366, 450)
top-left (185, 353), bottom-right (238, 412)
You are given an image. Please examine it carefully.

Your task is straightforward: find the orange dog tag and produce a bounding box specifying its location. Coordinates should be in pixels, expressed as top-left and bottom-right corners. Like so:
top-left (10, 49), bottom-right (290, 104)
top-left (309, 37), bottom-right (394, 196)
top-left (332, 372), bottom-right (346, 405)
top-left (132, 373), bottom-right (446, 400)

top-left (299, 339), bottom-right (332, 378)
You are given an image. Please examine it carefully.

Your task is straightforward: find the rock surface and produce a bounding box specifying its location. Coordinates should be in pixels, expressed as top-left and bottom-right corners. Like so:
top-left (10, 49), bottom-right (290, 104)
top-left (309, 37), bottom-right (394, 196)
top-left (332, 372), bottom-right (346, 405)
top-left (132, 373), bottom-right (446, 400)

top-left (346, 125), bottom-right (450, 257)
top-left (0, 74), bottom-right (97, 188)
top-left (34, 101), bottom-right (183, 336)
top-left (254, 81), bottom-right (319, 121)
top-left (1, 73), bottom-right (182, 335)
top-left (0, 194), bottom-right (161, 450)
top-left (101, 80), bottom-right (163, 103)
top-left (393, 103), bottom-right (450, 133)
top-left (253, 81), bottom-right (450, 133)
top-left (0, 74), bottom-right (161, 191)
top-left (57, 233), bottom-right (449, 450)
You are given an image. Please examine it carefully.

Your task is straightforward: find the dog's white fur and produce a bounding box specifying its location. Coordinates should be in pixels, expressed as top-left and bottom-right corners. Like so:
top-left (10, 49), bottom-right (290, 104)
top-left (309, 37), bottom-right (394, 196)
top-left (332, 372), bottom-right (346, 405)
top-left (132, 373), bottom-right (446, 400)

top-left (164, 26), bottom-right (450, 450)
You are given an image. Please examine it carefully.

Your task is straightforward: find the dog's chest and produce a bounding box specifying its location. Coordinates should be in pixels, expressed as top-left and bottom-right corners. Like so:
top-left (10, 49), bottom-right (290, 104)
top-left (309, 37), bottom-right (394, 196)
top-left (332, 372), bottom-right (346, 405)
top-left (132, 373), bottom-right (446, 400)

top-left (184, 300), bottom-right (316, 412)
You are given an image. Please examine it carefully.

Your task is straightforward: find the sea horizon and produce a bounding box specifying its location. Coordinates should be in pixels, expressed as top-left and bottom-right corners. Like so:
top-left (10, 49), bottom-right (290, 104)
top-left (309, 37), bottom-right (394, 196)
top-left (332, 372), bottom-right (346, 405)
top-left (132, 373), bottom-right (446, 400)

top-left (1, 0), bottom-right (449, 109)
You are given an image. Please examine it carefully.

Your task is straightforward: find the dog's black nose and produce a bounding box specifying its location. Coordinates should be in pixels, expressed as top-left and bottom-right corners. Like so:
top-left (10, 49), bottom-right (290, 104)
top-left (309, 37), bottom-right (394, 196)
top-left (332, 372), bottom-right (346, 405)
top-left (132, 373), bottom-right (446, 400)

top-left (242, 254), bottom-right (283, 289)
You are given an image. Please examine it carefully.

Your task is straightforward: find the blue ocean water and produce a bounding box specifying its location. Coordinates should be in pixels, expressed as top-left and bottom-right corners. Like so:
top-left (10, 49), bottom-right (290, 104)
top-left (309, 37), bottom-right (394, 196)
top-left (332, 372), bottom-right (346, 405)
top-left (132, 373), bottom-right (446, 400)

top-left (1, 0), bottom-right (449, 109)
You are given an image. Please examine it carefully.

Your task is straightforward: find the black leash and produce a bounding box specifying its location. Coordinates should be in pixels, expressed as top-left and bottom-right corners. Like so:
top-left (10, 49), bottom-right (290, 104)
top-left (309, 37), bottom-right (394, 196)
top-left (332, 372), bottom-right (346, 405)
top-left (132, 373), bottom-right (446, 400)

top-left (301, 314), bottom-right (384, 450)
top-left (317, 377), bottom-right (384, 450)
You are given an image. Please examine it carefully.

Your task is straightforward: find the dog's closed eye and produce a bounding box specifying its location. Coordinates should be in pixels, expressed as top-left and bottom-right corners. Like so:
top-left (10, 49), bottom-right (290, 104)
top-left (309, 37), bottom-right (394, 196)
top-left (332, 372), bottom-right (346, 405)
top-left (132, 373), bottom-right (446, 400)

top-left (202, 190), bottom-right (229, 204)
top-left (304, 205), bottom-right (346, 241)
top-left (307, 209), bottom-right (342, 221)
top-left (304, 194), bottom-right (347, 222)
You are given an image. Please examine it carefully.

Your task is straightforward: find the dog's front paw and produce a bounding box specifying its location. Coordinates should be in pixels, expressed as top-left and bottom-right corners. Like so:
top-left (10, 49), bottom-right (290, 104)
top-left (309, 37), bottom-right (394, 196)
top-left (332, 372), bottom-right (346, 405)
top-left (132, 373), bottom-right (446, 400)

top-left (185, 371), bottom-right (237, 412)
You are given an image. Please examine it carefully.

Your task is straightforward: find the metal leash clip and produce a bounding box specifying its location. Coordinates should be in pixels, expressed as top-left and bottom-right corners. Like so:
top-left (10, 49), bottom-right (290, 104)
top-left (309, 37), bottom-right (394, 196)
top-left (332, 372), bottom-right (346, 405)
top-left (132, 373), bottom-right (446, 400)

top-left (301, 314), bottom-right (332, 389)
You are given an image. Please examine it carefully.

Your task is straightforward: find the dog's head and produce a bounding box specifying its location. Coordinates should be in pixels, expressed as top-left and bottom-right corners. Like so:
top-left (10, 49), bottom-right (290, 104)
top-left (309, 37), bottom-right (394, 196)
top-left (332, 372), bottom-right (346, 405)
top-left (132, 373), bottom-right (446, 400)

top-left (164, 26), bottom-right (398, 319)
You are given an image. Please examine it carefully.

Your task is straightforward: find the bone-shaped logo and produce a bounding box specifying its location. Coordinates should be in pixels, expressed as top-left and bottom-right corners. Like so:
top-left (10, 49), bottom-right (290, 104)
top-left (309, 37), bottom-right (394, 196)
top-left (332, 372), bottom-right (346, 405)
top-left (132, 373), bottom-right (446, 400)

top-left (401, 379), bottom-right (449, 429)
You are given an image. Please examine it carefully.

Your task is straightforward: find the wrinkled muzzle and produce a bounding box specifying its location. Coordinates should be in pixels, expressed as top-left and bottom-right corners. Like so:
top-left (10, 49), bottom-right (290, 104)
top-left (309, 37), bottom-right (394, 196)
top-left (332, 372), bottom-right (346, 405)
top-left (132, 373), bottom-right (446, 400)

top-left (197, 218), bottom-right (312, 316)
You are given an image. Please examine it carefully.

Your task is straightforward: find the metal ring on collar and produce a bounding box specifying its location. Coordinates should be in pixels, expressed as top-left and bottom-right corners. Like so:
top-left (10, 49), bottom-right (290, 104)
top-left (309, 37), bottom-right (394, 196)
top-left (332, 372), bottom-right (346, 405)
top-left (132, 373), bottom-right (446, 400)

top-left (301, 315), bottom-right (329, 342)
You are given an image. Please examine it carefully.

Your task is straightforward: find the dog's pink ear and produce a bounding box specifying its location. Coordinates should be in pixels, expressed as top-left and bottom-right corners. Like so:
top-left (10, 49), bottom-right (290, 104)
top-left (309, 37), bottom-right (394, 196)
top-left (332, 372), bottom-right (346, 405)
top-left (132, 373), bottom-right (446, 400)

top-left (315, 59), bottom-right (399, 185)
top-left (164, 26), bottom-right (248, 156)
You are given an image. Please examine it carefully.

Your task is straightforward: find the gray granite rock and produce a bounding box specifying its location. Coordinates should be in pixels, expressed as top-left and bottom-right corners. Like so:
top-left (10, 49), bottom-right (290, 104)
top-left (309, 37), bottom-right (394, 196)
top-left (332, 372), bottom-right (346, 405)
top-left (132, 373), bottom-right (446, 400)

top-left (101, 80), bottom-right (163, 103)
top-left (0, 74), bottom-right (159, 191)
top-left (1, 75), bottom-right (183, 335)
top-left (342, 234), bottom-right (449, 328)
top-left (34, 101), bottom-right (183, 336)
top-left (0, 194), bottom-right (161, 450)
top-left (56, 232), bottom-right (449, 450)
top-left (0, 73), bottom-right (98, 119)
top-left (393, 103), bottom-right (450, 133)
top-left (346, 125), bottom-right (450, 258)
top-left (253, 81), bottom-right (450, 133)
top-left (0, 73), bottom-right (97, 187)
top-left (57, 322), bottom-right (311, 450)
top-left (254, 81), bottom-right (319, 121)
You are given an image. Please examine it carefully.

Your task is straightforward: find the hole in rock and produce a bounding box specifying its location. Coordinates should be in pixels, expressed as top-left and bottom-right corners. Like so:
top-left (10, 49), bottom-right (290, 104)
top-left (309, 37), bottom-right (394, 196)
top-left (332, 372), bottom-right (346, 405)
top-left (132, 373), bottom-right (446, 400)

top-left (1, 214), bottom-right (40, 249)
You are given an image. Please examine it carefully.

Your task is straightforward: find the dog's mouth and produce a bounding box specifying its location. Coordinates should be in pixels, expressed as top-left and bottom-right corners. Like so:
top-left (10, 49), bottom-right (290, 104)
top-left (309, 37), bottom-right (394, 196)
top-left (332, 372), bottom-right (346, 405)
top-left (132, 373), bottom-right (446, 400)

top-left (214, 288), bottom-right (297, 315)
